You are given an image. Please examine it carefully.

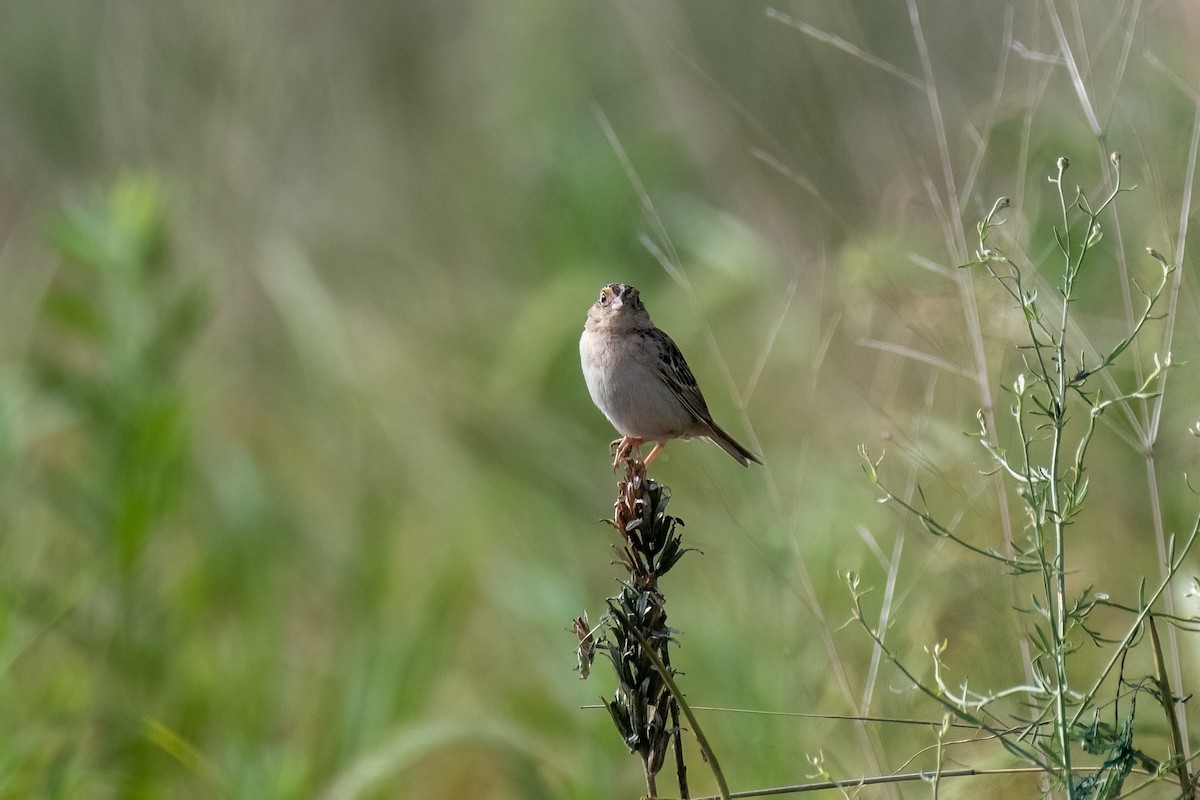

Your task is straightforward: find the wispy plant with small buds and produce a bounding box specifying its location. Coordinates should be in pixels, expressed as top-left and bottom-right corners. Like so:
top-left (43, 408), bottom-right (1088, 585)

top-left (861, 155), bottom-right (1200, 799)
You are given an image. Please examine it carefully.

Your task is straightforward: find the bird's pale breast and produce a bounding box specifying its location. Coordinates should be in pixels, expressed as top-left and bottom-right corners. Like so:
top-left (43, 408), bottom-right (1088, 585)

top-left (580, 330), bottom-right (695, 439)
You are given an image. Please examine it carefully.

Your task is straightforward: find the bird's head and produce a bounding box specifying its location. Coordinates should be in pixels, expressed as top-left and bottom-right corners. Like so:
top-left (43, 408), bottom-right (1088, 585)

top-left (586, 283), bottom-right (650, 332)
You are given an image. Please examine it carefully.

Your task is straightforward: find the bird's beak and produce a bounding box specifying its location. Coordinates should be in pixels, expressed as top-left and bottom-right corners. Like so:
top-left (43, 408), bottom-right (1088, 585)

top-left (609, 284), bottom-right (637, 310)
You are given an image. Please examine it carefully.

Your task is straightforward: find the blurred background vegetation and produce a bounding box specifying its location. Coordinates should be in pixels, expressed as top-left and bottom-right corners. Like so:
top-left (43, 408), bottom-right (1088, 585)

top-left (3, 1), bottom-right (1200, 798)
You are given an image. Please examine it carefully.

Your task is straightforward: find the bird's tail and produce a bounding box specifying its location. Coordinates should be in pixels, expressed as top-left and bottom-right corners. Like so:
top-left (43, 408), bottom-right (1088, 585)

top-left (705, 422), bottom-right (762, 467)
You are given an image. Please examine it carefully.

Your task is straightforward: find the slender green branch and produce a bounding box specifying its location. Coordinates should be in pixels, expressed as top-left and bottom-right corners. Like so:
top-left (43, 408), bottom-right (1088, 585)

top-left (845, 573), bottom-right (1052, 770)
top-left (859, 446), bottom-right (1027, 567)
top-left (1049, 157), bottom-right (1076, 791)
top-left (1149, 616), bottom-right (1193, 795)
top-left (676, 764), bottom-right (1171, 800)
top-left (1069, 516), bottom-right (1200, 728)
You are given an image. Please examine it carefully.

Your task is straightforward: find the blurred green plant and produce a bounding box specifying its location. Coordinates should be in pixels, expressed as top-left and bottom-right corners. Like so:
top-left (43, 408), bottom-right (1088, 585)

top-left (34, 176), bottom-right (205, 573)
top-left (860, 155), bottom-right (1199, 799)
top-left (11, 176), bottom-right (211, 795)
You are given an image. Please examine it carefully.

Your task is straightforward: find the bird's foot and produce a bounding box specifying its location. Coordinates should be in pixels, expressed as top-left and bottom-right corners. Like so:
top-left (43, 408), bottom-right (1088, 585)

top-left (610, 437), bottom-right (643, 470)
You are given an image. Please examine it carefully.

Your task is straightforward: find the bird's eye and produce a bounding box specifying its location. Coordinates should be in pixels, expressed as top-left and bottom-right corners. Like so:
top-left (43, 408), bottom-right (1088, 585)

top-left (598, 291), bottom-right (609, 305)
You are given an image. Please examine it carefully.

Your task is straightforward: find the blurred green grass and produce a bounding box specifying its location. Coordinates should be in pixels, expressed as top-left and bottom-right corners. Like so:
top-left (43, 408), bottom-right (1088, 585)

top-left (2, 1), bottom-right (1200, 798)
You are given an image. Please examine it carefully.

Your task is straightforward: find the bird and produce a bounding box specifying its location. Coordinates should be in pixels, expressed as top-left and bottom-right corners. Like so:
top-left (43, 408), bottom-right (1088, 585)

top-left (580, 283), bottom-right (762, 468)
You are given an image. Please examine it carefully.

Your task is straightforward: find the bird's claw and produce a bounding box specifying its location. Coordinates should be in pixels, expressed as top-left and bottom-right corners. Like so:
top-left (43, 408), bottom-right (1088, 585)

top-left (610, 437), bottom-right (641, 470)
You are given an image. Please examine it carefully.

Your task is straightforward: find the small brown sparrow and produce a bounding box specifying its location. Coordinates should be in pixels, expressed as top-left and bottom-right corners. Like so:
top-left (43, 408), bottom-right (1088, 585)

top-left (579, 283), bottom-right (762, 468)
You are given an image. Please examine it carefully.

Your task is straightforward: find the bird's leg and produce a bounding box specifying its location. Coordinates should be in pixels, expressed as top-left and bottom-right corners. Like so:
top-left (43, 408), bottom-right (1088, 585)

top-left (642, 442), bottom-right (666, 468)
top-left (611, 437), bottom-right (643, 470)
